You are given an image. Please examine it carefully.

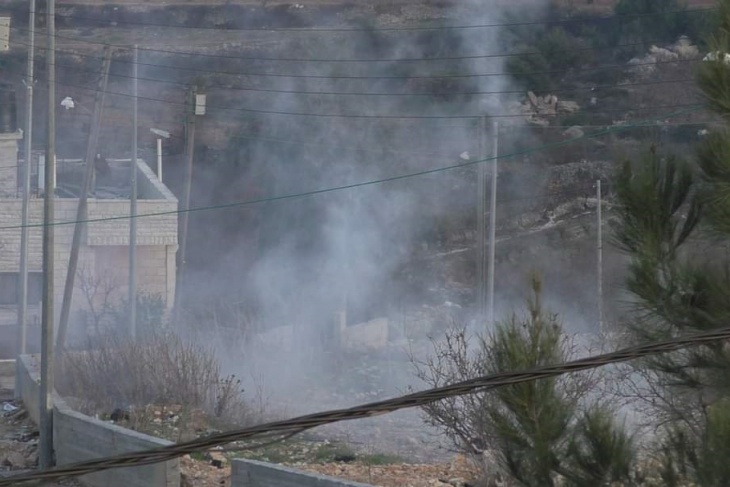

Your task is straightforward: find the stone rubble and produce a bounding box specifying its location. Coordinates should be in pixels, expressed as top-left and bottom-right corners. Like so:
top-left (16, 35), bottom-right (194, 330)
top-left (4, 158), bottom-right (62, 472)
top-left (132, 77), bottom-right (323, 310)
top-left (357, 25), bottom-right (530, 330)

top-left (0, 396), bottom-right (80, 486)
top-left (512, 91), bottom-right (581, 126)
top-left (628, 36), bottom-right (701, 77)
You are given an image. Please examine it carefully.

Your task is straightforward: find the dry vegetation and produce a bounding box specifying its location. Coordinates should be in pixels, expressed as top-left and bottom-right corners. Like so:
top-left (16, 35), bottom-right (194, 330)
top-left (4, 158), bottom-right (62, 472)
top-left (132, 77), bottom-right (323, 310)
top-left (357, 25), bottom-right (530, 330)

top-left (56, 332), bottom-right (260, 441)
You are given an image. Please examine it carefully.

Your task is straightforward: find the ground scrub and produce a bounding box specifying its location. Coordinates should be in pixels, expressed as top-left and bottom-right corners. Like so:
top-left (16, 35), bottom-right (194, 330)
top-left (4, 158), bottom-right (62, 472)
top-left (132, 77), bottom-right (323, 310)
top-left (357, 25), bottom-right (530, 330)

top-left (57, 331), bottom-right (252, 440)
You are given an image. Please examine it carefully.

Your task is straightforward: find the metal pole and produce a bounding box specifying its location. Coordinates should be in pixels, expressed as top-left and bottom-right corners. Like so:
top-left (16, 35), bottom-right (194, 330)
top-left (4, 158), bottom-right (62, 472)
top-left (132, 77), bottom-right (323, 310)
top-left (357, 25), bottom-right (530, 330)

top-left (156, 137), bottom-right (162, 182)
top-left (39, 0), bottom-right (56, 469)
top-left (486, 121), bottom-right (498, 327)
top-left (129, 45), bottom-right (138, 339)
top-left (597, 179), bottom-right (603, 334)
top-left (476, 118), bottom-right (486, 321)
top-left (55, 47), bottom-right (112, 354)
top-left (18, 0), bottom-right (36, 356)
top-left (176, 86), bottom-right (196, 319)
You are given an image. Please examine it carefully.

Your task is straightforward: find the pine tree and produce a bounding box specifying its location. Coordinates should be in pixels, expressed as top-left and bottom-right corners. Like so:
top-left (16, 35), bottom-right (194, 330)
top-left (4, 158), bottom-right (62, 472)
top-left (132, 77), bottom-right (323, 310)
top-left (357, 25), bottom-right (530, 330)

top-left (611, 1), bottom-right (730, 482)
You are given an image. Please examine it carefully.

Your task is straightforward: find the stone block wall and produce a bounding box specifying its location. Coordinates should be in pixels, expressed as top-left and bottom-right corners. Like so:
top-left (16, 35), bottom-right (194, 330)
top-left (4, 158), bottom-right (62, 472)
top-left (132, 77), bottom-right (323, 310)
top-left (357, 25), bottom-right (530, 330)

top-left (0, 153), bottom-right (178, 342)
top-left (0, 132), bottom-right (21, 197)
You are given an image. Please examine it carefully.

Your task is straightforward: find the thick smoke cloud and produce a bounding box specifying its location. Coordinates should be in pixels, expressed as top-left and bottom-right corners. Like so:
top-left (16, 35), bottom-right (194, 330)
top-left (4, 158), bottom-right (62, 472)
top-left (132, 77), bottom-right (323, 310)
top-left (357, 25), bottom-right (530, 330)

top-left (181, 1), bottom-right (555, 405)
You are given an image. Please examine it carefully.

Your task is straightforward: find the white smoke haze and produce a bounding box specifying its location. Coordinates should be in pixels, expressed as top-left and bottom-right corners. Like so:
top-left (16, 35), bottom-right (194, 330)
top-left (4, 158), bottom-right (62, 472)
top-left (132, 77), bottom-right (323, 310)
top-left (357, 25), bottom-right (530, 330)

top-left (163, 0), bottom-right (617, 447)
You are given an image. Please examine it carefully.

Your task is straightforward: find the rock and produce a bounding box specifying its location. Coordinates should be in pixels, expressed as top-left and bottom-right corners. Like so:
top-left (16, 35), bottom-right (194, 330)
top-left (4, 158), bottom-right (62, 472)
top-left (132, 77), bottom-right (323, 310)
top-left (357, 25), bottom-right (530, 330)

top-left (527, 116), bottom-right (550, 126)
top-left (209, 451), bottom-right (227, 467)
top-left (22, 445), bottom-right (38, 468)
top-left (557, 100), bottom-right (580, 113)
top-left (448, 478), bottom-right (469, 487)
top-left (649, 45), bottom-right (679, 61)
top-left (628, 55), bottom-right (657, 76)
top-left (562, 126), bottom-right (584, 139)
top-left (671, 36), bottom-right (700, 59)
top-left (180, 472), bottom-right (195, 487)
top-left (543, 94), bottom-right (558, 110)
top-left (3, 451), bottom-right (28, 469)
top-left (527, 90), bottom-right (539, 107)
top-left (703, 51), bottom-right (730, 64)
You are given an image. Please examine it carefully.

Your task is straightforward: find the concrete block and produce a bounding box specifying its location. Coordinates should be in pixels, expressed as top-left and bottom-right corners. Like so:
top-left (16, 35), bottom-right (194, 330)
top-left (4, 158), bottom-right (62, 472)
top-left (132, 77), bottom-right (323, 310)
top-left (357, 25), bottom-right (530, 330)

top-left (231, 459), bottom-right (374, 487)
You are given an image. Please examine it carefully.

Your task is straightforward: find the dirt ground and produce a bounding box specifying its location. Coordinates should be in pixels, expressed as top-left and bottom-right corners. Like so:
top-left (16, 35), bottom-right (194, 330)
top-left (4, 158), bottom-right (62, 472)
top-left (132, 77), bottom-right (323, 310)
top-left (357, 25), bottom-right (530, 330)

top-left (180, 453), bottom-right (479, 487)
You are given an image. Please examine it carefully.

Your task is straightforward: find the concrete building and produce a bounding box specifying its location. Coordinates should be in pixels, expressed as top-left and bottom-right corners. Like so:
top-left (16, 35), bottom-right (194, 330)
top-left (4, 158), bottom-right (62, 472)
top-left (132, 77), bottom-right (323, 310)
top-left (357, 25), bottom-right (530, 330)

top-left (0, 125), bottom-right (178, 354)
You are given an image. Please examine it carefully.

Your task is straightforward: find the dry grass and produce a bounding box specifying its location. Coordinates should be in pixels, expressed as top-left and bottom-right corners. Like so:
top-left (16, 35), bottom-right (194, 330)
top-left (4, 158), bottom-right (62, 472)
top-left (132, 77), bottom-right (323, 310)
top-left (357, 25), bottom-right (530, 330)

top-left (57, 332), bottom-right (257, 434)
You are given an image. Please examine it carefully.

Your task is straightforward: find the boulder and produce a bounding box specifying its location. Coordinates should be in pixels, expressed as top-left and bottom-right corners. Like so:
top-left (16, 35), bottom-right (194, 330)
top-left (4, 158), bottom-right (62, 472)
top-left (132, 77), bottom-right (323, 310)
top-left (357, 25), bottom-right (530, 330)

top-left (671, 36), bottom-right (700, 59)
top-left (557, 100), bottom-right (580, 113)
top-left (649, 45), bottom-right (679, 61)
top-left (562, 126), bottom-right (584, 139)
top-left (2, 451), bottom-right (28, 469)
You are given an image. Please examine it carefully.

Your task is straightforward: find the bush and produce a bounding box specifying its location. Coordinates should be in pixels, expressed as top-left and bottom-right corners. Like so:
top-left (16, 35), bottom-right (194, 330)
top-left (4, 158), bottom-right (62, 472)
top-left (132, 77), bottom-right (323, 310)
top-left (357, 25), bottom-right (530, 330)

top-left (412, 277), bottom-right (634, 486)
top-left (112, 292), bottom-right (166, 339)
top-left (612, 0), bottom-right (717, 56)
top-left (505, 26), bottom-right (596, 91)
top-left (57, 331), bottom-right (254, 431)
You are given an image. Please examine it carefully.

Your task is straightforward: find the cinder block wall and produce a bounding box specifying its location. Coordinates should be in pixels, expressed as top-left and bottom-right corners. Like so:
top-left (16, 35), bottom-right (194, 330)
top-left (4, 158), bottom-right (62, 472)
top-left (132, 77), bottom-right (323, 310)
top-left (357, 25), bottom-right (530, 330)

top-left (0, 132), bottom-right (21, 196)
top-left (231, 459), bottom-right (375, 487)
top-left (0, 198), bottom-right (177, 327)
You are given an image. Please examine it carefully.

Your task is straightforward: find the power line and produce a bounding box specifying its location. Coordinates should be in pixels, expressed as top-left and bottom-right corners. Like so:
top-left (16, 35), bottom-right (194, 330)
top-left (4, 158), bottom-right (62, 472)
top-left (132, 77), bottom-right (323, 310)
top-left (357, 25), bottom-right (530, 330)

top-left (0, 105), bottom-right (701, 231)
top-left (2, 5), bottom-right (715, 33)
top-left (20, 48), bottom-right (698, 98)
top-left (55, 113), bottom-right (715, 162)
top-left (9, 24), bottom-right (706, 65)
top-left (3, 323), bottom-right (730, 486)
top-left (41, 76), bottom-right (704, 120)
top-left (14, 27), bottom-right (704, 75)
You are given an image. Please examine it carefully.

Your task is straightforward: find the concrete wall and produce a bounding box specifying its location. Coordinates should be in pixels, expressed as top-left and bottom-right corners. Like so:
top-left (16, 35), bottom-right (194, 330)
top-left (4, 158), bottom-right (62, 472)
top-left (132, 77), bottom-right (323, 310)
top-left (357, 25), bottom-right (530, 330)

top-left (0, 358), bottom-right (15, 390)
top-left (16, 354), bottom-right (180, 487)
top-left (15, 354), bottom-right (39, 424)
top-left (232, 459), bottom-right (374, 487)
top-left (135, 158), bottom-right (177, 201)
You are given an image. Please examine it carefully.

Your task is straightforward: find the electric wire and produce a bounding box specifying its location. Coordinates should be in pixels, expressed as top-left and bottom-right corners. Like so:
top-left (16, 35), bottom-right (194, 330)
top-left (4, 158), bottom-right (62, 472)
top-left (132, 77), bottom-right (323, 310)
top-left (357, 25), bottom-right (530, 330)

top-left (53, 115), bottom-right (714, 161)
top-left (15, 47), bottom-right (698, 98)
top-left (4, 323), bottom-right (730, 486)
top-left (38, 75), bottom-right (704, 120)
top-left (1, 5), bottom-right (715, 33)
top-left (0, 105), bottom-right (701, 231)
top-left (9, 23), bottom-right (707, 65)
top-left (11, 32), bottom-right (702, 81)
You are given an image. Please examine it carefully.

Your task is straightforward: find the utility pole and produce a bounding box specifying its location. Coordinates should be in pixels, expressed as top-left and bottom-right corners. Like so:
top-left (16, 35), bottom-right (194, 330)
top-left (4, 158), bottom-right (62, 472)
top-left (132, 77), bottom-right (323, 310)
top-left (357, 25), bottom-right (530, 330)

top-left (129, 45), bottom-right (138, 339)
top-left (597, 179), bottom-right (603, 334)
top-left (18, 0), bottom-right (36, 356)
top-left (40, 0), bottom-right (56, 470)
top-left (55, 46), bottom-right (112, 354)
top-left (486, 121), bottom-right (498, 327)
top-left (176, 85), bottom-right (197, 320)
top-left (476, 118), bottom-right (487, 321)
top-left (156, 137), bottom-right (162, 182)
